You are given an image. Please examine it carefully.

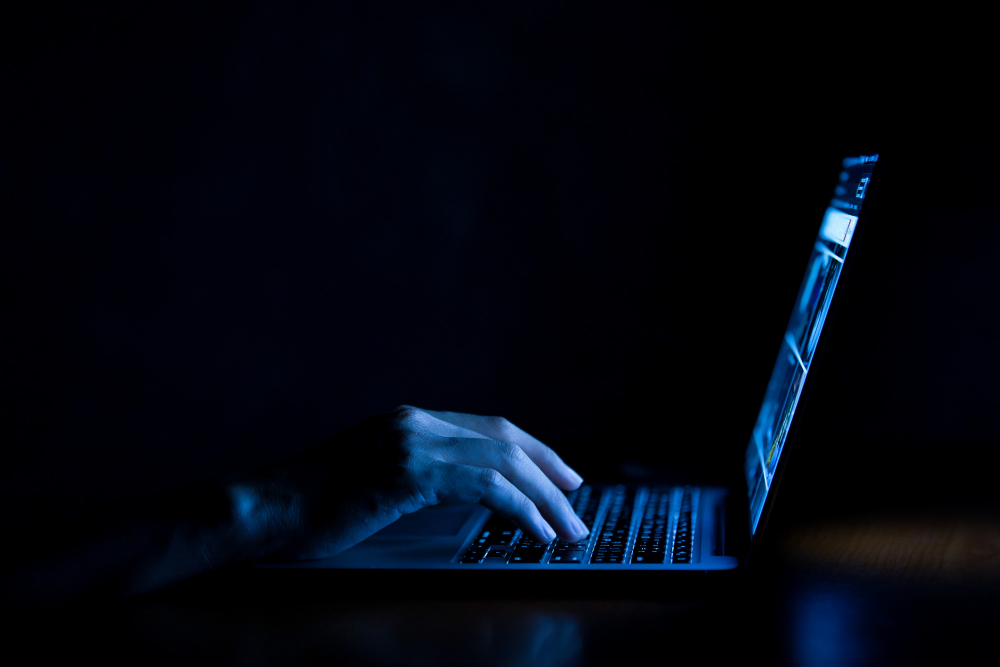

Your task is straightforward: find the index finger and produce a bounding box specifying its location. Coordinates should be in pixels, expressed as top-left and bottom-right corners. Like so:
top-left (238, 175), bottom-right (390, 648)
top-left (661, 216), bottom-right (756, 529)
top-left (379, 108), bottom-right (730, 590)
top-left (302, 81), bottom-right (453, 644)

top-left (414, 408), bottom-right (584, 491)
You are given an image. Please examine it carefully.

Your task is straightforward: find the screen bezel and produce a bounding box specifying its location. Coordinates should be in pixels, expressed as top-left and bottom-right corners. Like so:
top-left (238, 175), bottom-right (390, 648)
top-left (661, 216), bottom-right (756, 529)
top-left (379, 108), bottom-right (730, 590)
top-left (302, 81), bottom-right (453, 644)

top-left (740, 154), bottom-right (885, 567)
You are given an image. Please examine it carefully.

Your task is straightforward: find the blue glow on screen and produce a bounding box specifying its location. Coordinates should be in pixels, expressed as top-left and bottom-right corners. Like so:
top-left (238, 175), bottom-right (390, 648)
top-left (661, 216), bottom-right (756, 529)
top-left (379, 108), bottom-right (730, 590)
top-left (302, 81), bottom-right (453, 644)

top-left (745, 155), bottom-right (878, 534)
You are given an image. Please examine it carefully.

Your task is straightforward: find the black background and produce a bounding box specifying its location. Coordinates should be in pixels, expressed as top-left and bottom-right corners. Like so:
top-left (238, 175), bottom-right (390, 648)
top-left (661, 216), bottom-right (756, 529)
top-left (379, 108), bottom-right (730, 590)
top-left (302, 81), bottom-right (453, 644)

top-left (2, 2), bottom-right (997, 523)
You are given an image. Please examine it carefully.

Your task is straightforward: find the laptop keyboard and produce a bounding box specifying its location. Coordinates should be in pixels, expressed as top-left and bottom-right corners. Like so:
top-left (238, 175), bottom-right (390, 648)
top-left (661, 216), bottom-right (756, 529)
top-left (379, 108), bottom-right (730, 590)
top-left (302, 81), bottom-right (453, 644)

top-left (457, 485), bottom-right (700, 566)
top-left (591, 487), bottom-right (635, 563)
top-left (631, 487), bottom-right (669, 563)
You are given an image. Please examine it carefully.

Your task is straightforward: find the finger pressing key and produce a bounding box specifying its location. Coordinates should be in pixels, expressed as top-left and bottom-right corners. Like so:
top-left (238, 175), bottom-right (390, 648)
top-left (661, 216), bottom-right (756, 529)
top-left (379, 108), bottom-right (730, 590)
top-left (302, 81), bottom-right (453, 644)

top-left (439, 437), bottom-right (589, 542)
top-left (432, 461), bottom-right (558, 543)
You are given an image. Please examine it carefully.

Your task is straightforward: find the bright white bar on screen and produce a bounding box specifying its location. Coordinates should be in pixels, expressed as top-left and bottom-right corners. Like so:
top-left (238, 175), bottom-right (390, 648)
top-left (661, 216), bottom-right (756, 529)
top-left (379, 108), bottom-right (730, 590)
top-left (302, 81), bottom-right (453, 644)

top-left (820, 207), bottom-right (859, 248)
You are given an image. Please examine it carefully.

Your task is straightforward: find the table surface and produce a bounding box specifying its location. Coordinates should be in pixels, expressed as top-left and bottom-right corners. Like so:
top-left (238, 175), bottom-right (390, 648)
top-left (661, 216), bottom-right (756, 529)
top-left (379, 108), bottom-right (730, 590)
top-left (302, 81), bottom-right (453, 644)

top-left (16, 508), bottom-right (999, 666)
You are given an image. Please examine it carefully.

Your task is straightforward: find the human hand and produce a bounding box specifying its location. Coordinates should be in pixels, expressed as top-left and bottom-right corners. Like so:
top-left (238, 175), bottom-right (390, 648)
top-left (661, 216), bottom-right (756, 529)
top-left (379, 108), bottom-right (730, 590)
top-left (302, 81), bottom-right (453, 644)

top-left (253, 406), bottom-right (588, 561)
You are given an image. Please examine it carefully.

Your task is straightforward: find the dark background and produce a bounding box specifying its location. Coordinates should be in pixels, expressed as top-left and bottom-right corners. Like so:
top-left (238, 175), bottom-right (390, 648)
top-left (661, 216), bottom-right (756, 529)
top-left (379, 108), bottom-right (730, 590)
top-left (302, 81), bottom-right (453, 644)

top-left (2, 2), bottom-right (996, 523)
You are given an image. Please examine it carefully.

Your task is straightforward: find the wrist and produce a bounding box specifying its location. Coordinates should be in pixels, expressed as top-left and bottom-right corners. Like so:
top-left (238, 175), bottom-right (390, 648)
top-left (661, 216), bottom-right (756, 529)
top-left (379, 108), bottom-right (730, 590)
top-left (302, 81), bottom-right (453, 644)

top-left (221, 469), bottom-right (305, 564)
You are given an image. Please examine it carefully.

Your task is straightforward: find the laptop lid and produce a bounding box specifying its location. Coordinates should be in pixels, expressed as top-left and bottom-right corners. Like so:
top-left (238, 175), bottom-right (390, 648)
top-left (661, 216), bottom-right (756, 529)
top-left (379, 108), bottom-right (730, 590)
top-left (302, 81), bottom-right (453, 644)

top-left (742, 153), bottom-right (883, 559)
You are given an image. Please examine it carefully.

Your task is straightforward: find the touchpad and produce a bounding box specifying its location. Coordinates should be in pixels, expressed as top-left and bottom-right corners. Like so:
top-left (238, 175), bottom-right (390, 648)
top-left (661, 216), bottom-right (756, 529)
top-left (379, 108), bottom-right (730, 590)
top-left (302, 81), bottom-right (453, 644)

top-left (372, 504), bottom-right (479, 538)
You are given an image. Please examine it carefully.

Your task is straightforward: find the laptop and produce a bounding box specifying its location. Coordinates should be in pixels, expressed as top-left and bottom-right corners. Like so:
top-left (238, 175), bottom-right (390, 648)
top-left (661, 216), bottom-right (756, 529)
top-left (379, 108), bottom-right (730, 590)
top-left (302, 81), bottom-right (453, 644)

top-left (260, 154), bottom-right (883, 579)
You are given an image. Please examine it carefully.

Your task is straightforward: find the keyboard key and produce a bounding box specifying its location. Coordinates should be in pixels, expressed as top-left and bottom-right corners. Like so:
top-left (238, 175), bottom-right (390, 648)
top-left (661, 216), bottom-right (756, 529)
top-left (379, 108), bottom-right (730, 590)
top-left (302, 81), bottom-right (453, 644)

top-left (460, 548), bottom-right (486, 563)
top-left (477, 516), bottom-right (520, 543)
top-left (631, 552), bottom-right (665, 564)
top-left (550, 550), bottom-right (585, 563)
top-left (510, 547), bottom-right (547, 564)
top-left (481, 530), bottom-right (518, 546)
top-left (458, 514), bottom-right (526, 563)
top-left (484, 548), bottom-right (510, 562)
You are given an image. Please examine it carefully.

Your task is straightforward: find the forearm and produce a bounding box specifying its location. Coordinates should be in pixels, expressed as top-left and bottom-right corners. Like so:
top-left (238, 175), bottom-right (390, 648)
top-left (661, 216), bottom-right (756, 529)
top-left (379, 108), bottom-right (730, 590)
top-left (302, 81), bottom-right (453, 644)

top-left (122, 470), bottom-right (306, 596)
top-left (1, 471), bottom-right (302, 608)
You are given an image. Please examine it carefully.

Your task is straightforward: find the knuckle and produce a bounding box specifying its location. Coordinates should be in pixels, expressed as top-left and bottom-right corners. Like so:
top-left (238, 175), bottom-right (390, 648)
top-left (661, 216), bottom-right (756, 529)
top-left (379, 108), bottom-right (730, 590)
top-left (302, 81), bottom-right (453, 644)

top-left (496, 441), bottom-right (528, 467)
top-left (488, 415), bottom-right (513, 435)
top-left (391, 406), bottom-right (422, 428)
top-left (477, 467), bottom-right (504, 492)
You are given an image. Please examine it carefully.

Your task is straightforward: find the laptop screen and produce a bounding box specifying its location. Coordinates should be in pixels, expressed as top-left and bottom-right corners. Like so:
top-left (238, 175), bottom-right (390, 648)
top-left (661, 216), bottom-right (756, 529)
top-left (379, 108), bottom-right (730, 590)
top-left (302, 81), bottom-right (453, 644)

top-left (745, 154), bottom-right (879, 534)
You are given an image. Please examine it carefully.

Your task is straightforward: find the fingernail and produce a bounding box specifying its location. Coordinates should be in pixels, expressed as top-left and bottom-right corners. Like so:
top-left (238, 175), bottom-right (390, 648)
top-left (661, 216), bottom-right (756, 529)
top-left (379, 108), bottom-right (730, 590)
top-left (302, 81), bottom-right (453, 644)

top-left (542, 522), bottom-right (557, 543)
top-left (574, 515), bottom-right (589, 536)
top-left (566, 468), bottom-right (584, 486)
